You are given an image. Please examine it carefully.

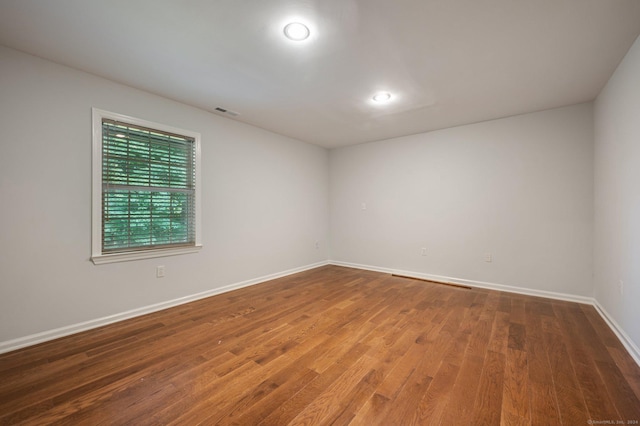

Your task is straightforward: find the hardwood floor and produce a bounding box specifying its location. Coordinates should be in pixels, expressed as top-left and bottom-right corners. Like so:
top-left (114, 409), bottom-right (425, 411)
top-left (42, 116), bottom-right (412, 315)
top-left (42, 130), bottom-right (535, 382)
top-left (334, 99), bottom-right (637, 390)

top-left (1, 265), bottom-right (639, 425)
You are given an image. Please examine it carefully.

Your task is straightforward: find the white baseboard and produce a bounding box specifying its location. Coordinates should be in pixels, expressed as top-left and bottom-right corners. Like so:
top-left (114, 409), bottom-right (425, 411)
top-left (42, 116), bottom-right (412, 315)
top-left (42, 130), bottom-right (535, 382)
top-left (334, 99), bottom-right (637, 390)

top-left (0, 261), bottom-right (329, 355)
top-left (330, 260), bottom-right (640, 367)
top-left (329, 260), bottom-right (594, 304)
top-left (592, 301), bottom-right (640, 367)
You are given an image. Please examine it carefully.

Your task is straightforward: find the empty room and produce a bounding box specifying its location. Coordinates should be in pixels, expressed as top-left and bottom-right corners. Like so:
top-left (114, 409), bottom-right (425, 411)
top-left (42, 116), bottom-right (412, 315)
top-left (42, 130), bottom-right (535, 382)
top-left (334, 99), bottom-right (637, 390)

top-left (1, 0), bottom-right (640, 424)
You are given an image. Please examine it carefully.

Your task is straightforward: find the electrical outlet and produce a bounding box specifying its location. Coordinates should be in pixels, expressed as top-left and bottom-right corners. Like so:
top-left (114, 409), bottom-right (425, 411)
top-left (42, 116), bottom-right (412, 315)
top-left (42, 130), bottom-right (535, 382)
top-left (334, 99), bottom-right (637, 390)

top-left (421, 247), bottom-right (427, 256)
top-left (619, 280), bottom-right (624, 296)
top-left (156, 266), bottom-right (165, 278)
top-left (484, 253), bottom-right (492, 262)
top-left (315, 241), bottom-right (320, 249)
top-left (361, 202), bottom-right (367, 210)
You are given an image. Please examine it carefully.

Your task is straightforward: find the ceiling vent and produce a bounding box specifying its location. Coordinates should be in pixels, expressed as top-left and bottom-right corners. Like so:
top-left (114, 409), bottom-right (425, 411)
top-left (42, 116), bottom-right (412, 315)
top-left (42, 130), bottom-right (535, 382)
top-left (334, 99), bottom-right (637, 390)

top-left (215, 107), bottom-right (240, 117)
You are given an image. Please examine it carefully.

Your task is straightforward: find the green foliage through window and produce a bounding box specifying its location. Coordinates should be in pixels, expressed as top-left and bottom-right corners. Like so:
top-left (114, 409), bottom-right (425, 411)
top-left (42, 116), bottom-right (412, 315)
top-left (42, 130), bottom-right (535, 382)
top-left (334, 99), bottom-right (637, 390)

top-left (102, 119), bottom-right (196, 252)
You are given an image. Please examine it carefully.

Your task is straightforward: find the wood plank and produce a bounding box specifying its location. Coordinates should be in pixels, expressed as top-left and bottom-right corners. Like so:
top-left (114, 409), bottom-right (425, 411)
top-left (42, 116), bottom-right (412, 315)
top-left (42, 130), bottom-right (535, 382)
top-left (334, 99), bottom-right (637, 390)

top-left (256, 343), bottom-right (371, 425)
top-left (525, 307), bottom-right (562, 425)
top-left (488, 311), bottom-right (511, 355)
top-left (414, 361), bottom-right (461, 424)
top-left (508, 322), bottom-right (526, 351)
top-left (544, 331), bottom-right (590, 424)
top-left (285, 355), bottom-right (374, 425)
top-left (595, 360), bottom-right (640, 421)
top-left (607, 346), bottom-right (640, 401)
top-left (501, 348), bottom-right (531, 424)
top-left (553, 303), bottom-right (622, 421)
top-left (440, 354), bottom-right (485, 425)
top-left (471, 350), bottom-right (505, 425)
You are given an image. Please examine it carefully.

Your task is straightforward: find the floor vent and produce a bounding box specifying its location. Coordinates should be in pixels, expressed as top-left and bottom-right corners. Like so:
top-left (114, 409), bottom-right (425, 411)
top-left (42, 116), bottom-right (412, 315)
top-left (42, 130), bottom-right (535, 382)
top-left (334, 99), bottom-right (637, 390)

top-left (392, 274), bottom-right (473, 290)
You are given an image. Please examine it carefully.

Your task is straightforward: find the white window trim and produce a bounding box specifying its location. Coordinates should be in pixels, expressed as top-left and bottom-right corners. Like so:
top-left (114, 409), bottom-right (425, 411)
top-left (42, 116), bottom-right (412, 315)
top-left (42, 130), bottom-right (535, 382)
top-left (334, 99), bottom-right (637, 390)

top-left (91, 108), bottom-right (202, 265)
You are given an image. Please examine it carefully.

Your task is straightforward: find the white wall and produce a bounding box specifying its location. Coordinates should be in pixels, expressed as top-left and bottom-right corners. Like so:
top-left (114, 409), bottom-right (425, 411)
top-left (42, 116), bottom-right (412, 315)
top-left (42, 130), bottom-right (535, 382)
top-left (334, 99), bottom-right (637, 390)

top-left (594, 35), bottom-right (640, 350)
top-left (0, 46), bottom-right (329, 345)
top-left (330, 104), bottom-right (594, 297)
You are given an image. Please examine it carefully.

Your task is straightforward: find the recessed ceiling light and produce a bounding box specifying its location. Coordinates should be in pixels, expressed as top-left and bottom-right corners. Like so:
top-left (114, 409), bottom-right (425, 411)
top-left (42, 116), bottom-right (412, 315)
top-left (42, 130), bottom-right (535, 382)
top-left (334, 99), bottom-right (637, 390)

top-left (283, 22), bottom-right (310, 41)
top-left (372, 92), bottom-right (392, 103)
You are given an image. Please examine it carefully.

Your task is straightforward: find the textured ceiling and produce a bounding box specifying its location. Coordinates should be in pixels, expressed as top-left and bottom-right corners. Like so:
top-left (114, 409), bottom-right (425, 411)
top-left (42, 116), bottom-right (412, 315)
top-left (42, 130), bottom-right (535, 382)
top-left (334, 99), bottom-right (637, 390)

top-left (1, 0), bottom-right (639, 148)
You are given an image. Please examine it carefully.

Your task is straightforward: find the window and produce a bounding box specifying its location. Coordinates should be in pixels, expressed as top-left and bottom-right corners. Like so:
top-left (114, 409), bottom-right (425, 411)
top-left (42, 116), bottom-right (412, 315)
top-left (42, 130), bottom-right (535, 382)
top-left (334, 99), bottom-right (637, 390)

top-left (91, 109), bottom-right (201, 264)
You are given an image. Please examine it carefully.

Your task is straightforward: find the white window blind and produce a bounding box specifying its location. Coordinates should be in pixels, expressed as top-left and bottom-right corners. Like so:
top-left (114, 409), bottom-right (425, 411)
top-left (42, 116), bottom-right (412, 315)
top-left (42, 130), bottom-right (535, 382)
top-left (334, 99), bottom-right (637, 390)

top-left (102, 119), bottom-right (196, 252)
top-left (92, 109), bottom-right (201, 264)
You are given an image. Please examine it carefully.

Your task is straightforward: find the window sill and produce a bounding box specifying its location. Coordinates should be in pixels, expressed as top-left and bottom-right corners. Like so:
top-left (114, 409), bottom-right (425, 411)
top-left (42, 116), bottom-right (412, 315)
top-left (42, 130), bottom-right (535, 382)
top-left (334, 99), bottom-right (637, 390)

top-left (91, 245), bottom-right (202, 265)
